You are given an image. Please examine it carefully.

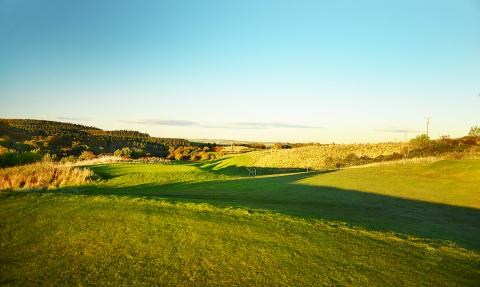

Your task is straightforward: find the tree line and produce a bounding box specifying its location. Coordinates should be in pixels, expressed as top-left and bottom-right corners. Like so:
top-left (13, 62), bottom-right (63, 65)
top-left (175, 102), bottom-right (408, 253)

top-left (0, 119), bottom-right (193, 167)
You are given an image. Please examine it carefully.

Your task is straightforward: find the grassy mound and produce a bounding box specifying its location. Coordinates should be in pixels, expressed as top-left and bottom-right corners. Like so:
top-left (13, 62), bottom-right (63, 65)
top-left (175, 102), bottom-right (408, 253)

top-left (217, 142), bottom-right (480, 170)
top-left (215, 143), bottom-right (409, 170)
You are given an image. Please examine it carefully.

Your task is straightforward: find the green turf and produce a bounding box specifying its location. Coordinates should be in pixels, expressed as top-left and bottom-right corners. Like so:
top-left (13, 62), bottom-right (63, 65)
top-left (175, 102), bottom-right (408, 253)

top-left (1, 158), bottom-right (479, 285)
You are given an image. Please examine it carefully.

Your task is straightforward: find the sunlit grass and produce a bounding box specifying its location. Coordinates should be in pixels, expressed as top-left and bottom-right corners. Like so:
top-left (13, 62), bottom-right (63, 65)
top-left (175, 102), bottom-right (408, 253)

top-left (0, 161), bottom-right (93, 190)
top-left (223, 143), bottom-right (410, 170)
top-left (1, 193), bottom-right (479, 286)
top-left (1, 158), bottom-right (479, 285)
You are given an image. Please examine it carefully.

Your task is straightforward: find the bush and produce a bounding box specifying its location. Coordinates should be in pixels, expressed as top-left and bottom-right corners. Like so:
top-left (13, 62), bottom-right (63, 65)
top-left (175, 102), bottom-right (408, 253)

top-left (190, 154), bottom-right (199, 161)
top-left (200, 152), bottom-right (213, 161)
top-left (42, 153), bottom-right (57, 162)
top-left (324, 157), bottom-right (344, 169)
top-left (114, 147), bottom-right (132, 158)
top-left (212, 146), bottom-right (223, 153)
top-left (249, 143), bottom-right (267, 149)
top-left (166, 152), bottom-right (175, 160)
top-left (59, 155), bottom-right (77, 164)
top-left (0, 152), bottom-right (43, 168)
top-left (273, 143), bottom-right (291, 149)
top-left (113, 149), bottom-right (122, 157)
top-left (238, 143), bottom-right (267, 149)
top-left (130, 148), bottom-right (144, 159)
top-left (444, 152), bottom-right (464, 160)
top-left (409, 134), bottom-right (432, 149)
top-left (469, 126), bottom-right (480, 137)
top-left (166, 145), bottom-right (222, 161)
top-left (174, 152), bottom-right (184, 161)
top-left (122, 147), bottom-right (132, 158)
top-left (78, 151), bottom-right (96, 161)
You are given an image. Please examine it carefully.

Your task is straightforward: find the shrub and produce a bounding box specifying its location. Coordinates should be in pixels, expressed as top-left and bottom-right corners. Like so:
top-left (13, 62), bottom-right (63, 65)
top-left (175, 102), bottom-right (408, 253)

top-left (0, 151), bottom-right (42, 168)
top-left (409, 134), bottom-right (432, 150)
top-left (114, 147), bottom-right (132, 158)
top-left (122, 147), bottom-right (132, 158)
top-left (272, 143), bottom-right (291, 149)
top-left (249, 143), bottom-right (267, 149)
top-left (200, 152), bottom-right (211, 161)
top-left (459, 136), bottom-right (478, 146)
top-left (166, 145), bottom-right (223, 161)
top-left (212, 146), bottom-right (223, 153)
top-left (174, 152), bottom-right (184, 161)
top-left (238, 143), bottom-right (267, 149)
top-left (130, 148), bottom-right (144, 159)
top-left (59, 155), bottom-right (77, 164)
top-left (444, 152), bottom-right (464, 160)
top-left (469, 126), bottom-right (480, 137)
top-left (324, 156), bottom-right (344, 169)
top-left (190, 154), bottom-right (199, 161)
top-left (113, 149), bottom-right (123, 157)
top-left (166, 152), bottom-right (175, 160)
top-left (42, 153), bottom-right (57, 162)
top-left (78, 151), bottom-right (96, 161)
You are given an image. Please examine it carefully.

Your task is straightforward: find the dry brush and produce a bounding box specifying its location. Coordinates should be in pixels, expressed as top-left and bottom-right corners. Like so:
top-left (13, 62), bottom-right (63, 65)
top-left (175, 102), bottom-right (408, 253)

top-left (0, 161), bottom-right (93, 190)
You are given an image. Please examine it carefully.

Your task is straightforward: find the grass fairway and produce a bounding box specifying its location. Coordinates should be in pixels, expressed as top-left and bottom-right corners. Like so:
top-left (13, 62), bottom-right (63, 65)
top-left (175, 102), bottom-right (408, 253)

top-left (1, 159), bottom-right (479, 285)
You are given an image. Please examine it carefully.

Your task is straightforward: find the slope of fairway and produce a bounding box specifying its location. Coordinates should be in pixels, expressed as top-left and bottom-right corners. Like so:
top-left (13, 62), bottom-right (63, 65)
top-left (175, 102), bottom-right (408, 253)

top-left (1, 193), bottom-right (479, 286)
top-left (82, 158), bottom-right (480, 250)
top-left (1, 158), bottom-right (479, 285)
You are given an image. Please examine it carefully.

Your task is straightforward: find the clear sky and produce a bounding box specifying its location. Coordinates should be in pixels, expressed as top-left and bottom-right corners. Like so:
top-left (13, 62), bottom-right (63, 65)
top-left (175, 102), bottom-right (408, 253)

top-left (1, 0), bottom-right (479, 143)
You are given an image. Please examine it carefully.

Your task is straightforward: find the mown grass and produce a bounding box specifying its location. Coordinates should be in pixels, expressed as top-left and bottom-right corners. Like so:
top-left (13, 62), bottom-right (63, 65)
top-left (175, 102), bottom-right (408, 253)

top-left (1, 193), bottom-right (479, 286)
top-left (1, 158), bottom-right (479, 285)
top-left (82, 158), bottom-right (480, 250)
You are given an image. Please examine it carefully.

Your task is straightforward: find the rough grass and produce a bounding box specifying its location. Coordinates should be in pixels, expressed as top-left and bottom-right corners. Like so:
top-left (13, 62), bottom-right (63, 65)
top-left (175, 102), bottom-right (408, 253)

top-left (220, 143), bottom-right (409, 170)
top-left (0, 162), bottom-right (93, 190)
top-left (0, 158), bottom-right (479, 285)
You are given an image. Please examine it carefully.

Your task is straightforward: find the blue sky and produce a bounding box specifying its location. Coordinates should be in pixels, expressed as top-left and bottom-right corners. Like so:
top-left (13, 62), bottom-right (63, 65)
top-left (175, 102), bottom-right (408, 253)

top-left (1, 0), bottom-right (479, 142)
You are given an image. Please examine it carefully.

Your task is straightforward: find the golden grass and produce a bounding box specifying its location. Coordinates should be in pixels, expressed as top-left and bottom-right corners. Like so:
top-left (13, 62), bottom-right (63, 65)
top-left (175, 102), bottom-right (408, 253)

top-left (237, 143), bottom-right (407, 169)
top-left (72, 155), bottom-right (123, 166)
top-left (346, 156), bottom-right (441, 168)
top-left (222, 145), bottom-right (254, 154)
top-left (0, 161), bottom-right (93, 190)
top-left (225, 143), bottom-right (480, 170)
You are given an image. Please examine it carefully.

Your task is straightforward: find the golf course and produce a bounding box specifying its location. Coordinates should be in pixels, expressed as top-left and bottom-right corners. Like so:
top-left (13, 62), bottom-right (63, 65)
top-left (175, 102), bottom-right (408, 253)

top-left (2, 1), bottom-right (479, 285)
top-left (1, 157), bottom-right (479, 286)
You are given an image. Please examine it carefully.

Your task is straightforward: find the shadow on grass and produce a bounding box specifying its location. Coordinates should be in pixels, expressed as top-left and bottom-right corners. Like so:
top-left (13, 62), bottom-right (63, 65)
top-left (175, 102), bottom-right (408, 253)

top-left (36, 166), bottom-right (480, 251)
top-left (193, 160), bottom-right (311, 177)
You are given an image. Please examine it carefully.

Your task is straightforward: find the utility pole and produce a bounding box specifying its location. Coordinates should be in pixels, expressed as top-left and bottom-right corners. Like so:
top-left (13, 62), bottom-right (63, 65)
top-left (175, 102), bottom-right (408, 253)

top-left (425, 117), bottom-right (431, 137)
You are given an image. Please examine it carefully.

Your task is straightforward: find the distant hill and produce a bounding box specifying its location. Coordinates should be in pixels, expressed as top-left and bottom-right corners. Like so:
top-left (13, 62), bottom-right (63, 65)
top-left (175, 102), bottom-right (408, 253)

top-left (190, 138), bottom-right (276, 146)
top-left (0, 119), bottom-right (190, 158)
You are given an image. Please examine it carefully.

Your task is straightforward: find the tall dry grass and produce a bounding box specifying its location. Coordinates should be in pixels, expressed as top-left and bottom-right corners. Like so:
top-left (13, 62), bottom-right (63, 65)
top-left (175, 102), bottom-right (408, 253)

top-left (235, 143), bottom-right (480, 170)
top-left (345, 156), bottom-right (441, 169)
top-left (72, 155), bottom-right (123, 166)
top-left (0, 161), bottom-right (93, 190)
top-left (246, 143), bottom-right (408, 169)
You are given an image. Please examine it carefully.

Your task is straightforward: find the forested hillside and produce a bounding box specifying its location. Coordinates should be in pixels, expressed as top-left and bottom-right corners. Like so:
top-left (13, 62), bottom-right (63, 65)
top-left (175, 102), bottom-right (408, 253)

top-left (0, 119), bottom-right (190, 163)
